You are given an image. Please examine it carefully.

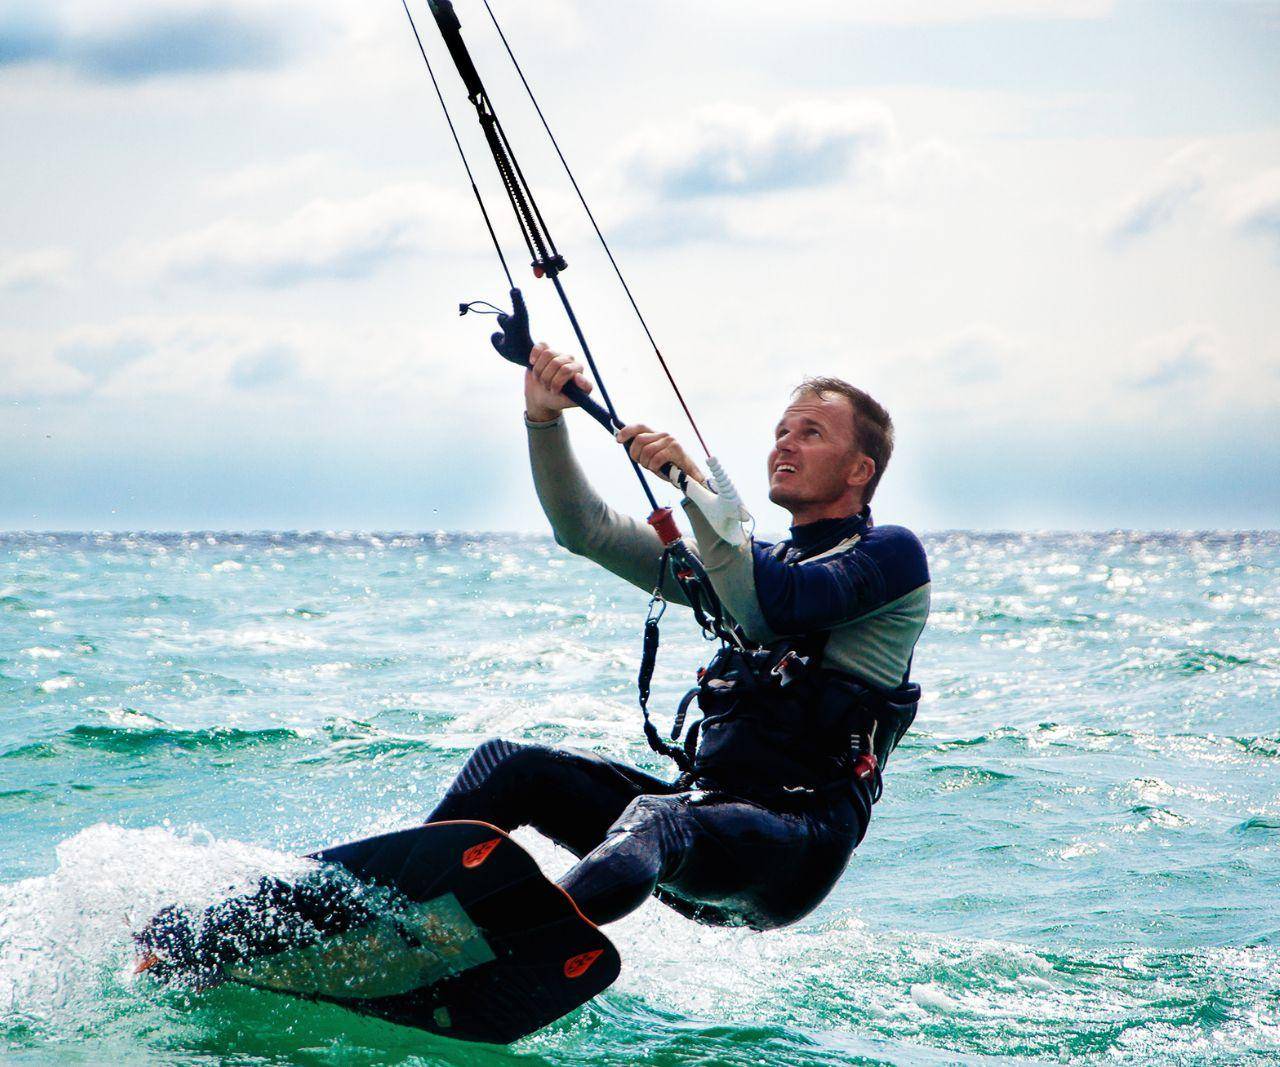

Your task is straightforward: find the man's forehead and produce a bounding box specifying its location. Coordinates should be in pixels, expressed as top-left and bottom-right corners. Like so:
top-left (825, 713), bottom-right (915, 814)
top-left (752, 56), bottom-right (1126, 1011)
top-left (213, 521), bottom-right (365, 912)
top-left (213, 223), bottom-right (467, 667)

top-left (778, 393), bottom-right (853, 425)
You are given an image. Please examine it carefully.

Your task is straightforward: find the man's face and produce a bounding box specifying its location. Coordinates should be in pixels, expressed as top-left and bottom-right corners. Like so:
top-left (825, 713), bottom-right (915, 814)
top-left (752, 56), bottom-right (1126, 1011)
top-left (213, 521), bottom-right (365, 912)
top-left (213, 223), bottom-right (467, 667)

top-left (767, 392), bottom-right (864, 511)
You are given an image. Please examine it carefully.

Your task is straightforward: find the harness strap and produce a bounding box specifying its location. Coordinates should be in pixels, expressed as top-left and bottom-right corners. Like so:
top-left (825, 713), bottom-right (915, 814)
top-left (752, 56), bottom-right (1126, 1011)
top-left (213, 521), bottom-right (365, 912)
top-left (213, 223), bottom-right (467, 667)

top-left (636, 535), bottom-right (750, 774)
top-left (671, 686), bottom-right (698, 741)
top-left (636, 549), bottom-right (694, 772)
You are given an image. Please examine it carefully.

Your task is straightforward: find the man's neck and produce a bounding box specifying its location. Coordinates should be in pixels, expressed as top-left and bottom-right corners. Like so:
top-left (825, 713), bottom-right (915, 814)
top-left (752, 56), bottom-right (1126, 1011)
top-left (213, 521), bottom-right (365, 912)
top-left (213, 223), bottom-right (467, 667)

top-left (786, 498), bottom-right (865, 526)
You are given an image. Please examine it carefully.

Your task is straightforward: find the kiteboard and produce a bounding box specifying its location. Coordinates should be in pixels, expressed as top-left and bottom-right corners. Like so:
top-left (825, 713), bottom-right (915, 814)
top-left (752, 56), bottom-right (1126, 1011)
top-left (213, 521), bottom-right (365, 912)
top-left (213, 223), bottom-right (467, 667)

top-left (134, 820), bottom-right (620, 1045)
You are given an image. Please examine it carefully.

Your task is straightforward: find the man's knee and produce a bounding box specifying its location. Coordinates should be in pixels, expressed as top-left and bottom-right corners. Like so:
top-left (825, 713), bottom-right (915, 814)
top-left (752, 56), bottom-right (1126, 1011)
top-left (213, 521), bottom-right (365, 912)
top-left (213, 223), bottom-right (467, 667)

top-left (611, 794), bottom-right (685, 846)
top-left (467, 736), bottom-right (523, 768)
top-left (453, 737), bottom-right (557, 794)
top-left (592, 793), bottom-right (691, 888)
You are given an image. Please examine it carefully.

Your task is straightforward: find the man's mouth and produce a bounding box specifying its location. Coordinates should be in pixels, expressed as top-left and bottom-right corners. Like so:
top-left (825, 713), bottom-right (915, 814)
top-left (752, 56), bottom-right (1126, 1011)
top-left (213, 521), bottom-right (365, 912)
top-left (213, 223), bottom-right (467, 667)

top-left (773, 464), bottom-right (797, 477)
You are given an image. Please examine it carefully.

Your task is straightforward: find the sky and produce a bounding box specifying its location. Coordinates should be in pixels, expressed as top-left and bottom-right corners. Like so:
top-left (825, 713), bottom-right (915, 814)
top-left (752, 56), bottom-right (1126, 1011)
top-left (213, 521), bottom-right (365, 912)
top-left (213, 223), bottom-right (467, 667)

top-left (1, 0), bottom-right (1277, 533)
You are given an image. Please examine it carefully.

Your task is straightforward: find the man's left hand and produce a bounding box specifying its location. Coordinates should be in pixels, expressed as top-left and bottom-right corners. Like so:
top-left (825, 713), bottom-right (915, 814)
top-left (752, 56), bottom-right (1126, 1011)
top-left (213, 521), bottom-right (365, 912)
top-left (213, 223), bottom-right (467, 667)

top-left (616, 424), bottom-right (706, 487)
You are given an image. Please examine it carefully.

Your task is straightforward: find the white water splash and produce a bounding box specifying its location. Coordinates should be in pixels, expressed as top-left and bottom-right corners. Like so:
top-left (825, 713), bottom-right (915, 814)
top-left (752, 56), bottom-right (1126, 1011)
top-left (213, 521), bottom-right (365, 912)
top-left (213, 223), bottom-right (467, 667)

top-left (0, 824), bottom-right (311, 1031)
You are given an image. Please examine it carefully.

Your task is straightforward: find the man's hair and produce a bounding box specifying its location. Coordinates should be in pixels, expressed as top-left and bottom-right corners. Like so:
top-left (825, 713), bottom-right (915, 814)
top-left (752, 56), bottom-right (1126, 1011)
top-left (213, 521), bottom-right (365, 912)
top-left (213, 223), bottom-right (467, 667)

top-left (791, 376), bottom-right (894, 503)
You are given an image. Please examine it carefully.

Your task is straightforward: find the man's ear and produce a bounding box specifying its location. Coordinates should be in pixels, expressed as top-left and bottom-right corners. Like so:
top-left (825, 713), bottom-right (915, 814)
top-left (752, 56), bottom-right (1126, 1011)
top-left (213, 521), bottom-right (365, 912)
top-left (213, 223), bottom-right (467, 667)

top-left (847, 454), bottom-right (875, 493)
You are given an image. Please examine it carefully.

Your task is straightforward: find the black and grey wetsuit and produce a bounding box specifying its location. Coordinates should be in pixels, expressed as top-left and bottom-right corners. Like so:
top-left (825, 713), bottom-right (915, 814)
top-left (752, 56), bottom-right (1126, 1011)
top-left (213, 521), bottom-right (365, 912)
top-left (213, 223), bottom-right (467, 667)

top-left (427, 415), bottom-right (930, 928)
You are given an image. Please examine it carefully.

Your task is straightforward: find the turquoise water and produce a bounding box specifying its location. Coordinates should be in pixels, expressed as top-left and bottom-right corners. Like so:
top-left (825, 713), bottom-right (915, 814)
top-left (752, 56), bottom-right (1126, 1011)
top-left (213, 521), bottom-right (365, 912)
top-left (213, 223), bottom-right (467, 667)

top-left (1, 530), bottom-right (1277, 1066)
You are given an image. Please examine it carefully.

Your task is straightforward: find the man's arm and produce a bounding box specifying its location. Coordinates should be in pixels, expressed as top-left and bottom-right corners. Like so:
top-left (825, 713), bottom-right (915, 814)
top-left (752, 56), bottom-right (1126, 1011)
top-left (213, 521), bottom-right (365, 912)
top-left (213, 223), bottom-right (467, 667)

top-left (683, 501), bottom-right (928, 640)
top-left (749, 526), bottom-right (929, 634)
top-left (526, 414), bottom-right (689, 602)
top-left (523, 345), bottom-right (690, 604)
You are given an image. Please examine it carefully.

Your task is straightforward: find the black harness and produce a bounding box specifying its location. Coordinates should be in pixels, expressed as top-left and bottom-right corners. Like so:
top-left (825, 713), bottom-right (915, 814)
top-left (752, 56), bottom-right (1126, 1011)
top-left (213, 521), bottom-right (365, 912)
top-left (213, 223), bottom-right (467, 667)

top-left (636, 544), bottom-right (920, 802)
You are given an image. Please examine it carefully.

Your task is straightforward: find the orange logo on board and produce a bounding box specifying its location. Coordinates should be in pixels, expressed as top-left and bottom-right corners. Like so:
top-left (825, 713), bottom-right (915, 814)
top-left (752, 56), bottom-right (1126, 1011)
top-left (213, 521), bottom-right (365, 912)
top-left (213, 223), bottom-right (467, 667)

top-left (563, 949), bottom-right (604, 979)
top-left (461, 837), bottom-right (501, 868)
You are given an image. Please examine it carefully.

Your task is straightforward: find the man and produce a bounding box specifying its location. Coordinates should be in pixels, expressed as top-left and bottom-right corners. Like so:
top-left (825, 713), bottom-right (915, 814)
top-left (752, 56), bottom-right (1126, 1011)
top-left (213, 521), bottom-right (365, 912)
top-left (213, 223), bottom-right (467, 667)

top-left (426, 344), bottom-right (930, 930)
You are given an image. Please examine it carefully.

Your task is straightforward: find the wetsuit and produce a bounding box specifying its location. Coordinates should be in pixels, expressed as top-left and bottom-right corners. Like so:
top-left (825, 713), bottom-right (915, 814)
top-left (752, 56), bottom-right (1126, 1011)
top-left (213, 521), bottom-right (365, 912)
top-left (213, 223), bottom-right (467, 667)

top-left (427, 415), bottom-right (930, 929)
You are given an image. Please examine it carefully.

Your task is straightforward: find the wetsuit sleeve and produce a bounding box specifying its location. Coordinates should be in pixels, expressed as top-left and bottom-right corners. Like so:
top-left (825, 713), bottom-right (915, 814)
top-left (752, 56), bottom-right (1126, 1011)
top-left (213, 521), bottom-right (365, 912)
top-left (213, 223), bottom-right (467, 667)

top-left (749, 526), bottom-right (929, 634)
top-left (680, 499), bottom-right (777, 643)
top-left (526, 415), bottom-right (690, 604)
top-left (682, 498), bottom-right (929, 639)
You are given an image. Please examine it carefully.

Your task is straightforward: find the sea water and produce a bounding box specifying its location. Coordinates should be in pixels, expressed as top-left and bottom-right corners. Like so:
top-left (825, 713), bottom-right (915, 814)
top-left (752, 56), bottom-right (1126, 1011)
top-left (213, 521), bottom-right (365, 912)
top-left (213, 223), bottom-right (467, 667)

top-left (1, 530), bottom-right (1277, 1066)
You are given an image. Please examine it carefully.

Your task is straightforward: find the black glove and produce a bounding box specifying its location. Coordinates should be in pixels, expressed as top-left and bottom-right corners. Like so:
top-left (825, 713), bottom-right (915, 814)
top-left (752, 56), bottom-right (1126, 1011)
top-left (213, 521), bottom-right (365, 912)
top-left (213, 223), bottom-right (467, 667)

top-left (490, 288), bottom-right (534, 367)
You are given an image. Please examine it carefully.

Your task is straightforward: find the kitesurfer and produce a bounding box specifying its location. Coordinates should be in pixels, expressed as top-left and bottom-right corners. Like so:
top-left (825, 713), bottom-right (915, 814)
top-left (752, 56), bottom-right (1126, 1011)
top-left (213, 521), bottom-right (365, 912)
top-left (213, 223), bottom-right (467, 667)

top-left (427, 346), bottom-right (930, 930)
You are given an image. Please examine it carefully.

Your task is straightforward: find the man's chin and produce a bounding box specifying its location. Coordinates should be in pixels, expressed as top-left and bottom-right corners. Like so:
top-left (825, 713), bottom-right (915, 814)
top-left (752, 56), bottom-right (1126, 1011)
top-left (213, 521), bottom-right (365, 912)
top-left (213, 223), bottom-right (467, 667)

top-left (768, 484), bottom-right (803, 508)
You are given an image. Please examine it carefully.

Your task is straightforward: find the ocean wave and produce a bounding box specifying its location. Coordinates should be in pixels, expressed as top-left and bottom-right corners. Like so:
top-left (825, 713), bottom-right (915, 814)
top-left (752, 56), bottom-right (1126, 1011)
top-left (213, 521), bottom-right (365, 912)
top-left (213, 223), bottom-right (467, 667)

top-left (1115, 648), bottom-right (1267, 676)
top-left (1, 723), bottom-right (300, 760)
top-left (282, 605), bottom-right (328, 619)
top-left (1230, 736), bottom-right (1280, 759)
top-left (1125, 804), bottom-right (1189, 829)
top-left (291, 720), bottom-right (437, 767)
top-left (596, 899), bottom-right (1280, 1066)
top-left (1230, 816), bottom-right (1280, 836)
top-left (35, 674), bottom-right (78, 694)
top-left (926, 765), bottom-right (1017, 792)
top-left (918, 724), bottom-right (1280, 767)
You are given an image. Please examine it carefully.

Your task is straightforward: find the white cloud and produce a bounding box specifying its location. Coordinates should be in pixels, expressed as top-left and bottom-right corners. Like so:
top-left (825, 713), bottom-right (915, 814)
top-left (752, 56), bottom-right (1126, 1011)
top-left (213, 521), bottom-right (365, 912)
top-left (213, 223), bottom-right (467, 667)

top-left (620, 100), bottom-right (895, 201)
top-left (131, 184), bottom-right (476, 288)
top-left (227, 345), bottom-right (299, 390)
top-left (1104, 144), bottom-right (1215, 247)
top-left (696, 0), bottom-right (1115, 25)
top-left (591, 98), bottom-right (966, 253)
top-left (1125, 327), bottom-right (1219, 390)
top-left (874, 320), bottom-right (1272, 425)
top-left (56, 322), bottom-right (157, 380)
top-left (884, 326), bottom-right (1034, 417)
top-left (1106, 154), bottom-right (1280, 263)
top-left (48, 317), bottom-right (316, 399)
top-left (1118, 326), bottom-right (1278, 414)
top-left (203, 154), bottom-right (334, 201)
top-left (608, 204), bottom-right (732, 249)
top-left (12, 313), bottom-right (481, 409)
top-left (0, 247), bottom-right (75, 292)
top-left (1221, 168), bottom-right (1280, 259)
top-left (935, 327), bottom-right (1021, 386)
top-left (0, 1), bottom-right (310, 82)
top-left (0, 346), bottom-right (90, 399)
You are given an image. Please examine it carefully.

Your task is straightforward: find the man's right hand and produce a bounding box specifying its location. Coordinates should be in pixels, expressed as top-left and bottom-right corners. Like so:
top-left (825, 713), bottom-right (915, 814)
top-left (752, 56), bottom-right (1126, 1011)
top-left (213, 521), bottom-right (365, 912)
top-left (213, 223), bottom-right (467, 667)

top-left (525, 343), bottom-right (594, 423)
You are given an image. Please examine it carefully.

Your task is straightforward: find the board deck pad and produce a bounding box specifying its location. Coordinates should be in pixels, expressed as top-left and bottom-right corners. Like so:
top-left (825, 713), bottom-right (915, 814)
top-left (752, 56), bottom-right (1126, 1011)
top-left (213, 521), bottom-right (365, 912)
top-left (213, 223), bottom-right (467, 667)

top-left (226, 890), bottom-right (497, 999)
top-left (135, 821), bottom-right (621, 1044)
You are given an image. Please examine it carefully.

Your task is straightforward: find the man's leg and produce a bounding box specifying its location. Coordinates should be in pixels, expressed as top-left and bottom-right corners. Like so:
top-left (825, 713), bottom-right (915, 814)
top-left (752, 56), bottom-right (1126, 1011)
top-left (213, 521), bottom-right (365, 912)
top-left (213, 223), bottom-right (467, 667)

top-left (558, 790), bottom-right (863, 929)
top-left (426, 738), bottom-right (673, 859)
top-left (556, 792), bottom-right (700, 925)
top-left (428, 740), bottom-right (861, 929)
